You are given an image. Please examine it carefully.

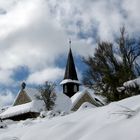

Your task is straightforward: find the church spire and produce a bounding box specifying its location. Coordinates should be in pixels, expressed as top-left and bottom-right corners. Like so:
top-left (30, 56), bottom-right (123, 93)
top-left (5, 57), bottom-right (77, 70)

top-left (60, 41), bottom-right (80, 97)
top-left (63, 47), bottom-right (78, 81)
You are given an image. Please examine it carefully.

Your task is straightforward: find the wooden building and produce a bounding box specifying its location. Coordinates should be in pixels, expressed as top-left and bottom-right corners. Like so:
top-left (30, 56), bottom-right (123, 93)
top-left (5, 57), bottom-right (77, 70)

top-left (71, 89), bottom-right (104, 111)
top-left (0, 83), bottom-right (45, 121)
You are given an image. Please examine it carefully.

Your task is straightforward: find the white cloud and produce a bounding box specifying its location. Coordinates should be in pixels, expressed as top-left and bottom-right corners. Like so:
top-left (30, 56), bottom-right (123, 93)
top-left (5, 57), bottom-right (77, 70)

top-left (0, 0), bottom-right (39, 38)
top-left (0, 90), bottom-right (15, 107)
top-left (0, 0), bottom-right (94, 85)
top-left (27, 67), bottom-right (64, 85)
top-left (48, 0), bottom-right (140, 39)
top-left (0, 0), bottom-right (139, 86)
top-left (0, 69), bottom-right (14, 85)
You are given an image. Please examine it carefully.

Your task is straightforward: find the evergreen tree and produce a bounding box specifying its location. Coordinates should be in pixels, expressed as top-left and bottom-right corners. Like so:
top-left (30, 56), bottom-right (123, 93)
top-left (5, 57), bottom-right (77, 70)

top-left (83, 27), bottom-right (140, 102)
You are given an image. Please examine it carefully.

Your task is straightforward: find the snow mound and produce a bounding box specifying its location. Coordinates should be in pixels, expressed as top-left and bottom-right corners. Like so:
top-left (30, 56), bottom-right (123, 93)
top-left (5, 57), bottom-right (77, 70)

top-left (40, 110), bottom-right (69, 119)
top-left (0, 120), bottom-right (7, 128)
top-left (78, 102), bottom-right (96, 111)
top-left (1, 95), bottom-right (140, 140)
top-left (54, 93), bottom-right (72, 112)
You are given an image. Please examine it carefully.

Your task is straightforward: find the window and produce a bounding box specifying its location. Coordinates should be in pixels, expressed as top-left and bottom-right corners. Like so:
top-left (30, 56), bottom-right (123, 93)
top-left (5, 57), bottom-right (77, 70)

top-left (74, 85), bottom-right (77, 92)
top-left (64, 85), bottom-right (67, 93)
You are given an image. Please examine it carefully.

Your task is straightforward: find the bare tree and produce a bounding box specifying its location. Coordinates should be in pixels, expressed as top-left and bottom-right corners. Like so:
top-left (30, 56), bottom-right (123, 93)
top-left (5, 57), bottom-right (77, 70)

top-left (39, 81), bottom-right (56, 111)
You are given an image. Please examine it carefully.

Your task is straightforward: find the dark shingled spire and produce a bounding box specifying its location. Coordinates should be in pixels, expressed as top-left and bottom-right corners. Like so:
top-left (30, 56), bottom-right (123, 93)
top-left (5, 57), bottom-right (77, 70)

top-left (61, 43), bottom-right (80, 97)
top-left (64, 48), bottom-right (78, 80)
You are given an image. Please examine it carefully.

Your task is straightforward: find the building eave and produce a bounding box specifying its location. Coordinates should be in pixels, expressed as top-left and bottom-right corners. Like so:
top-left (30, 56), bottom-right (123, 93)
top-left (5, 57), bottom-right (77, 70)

top-left (60, 79), bottom-right (81, 85)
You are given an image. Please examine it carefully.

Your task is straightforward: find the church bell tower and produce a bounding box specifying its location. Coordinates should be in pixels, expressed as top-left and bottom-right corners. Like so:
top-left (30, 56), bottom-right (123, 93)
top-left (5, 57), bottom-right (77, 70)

top-left (60, 41), bottom-right (80, 97)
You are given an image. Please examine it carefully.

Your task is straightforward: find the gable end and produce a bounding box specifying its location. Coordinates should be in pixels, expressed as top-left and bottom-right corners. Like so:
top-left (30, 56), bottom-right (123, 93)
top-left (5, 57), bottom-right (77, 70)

top-left (13, 90), bottom-right (31, 106)
top-left (71, 93), bottom-right (100, 111)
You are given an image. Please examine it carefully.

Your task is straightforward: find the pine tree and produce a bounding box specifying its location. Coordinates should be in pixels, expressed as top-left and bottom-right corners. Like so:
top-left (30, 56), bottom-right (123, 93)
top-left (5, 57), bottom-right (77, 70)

top-left (83, 27), bottom-right (140, 102)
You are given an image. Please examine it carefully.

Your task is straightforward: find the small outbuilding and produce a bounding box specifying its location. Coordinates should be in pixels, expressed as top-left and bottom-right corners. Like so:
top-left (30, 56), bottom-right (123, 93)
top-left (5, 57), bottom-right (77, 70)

top-left (71, 89), bottom-right (104, 111)
top-left (0, 83), bottom-right (45, 121)
top-left (0, 100), bottom-right (44, 121)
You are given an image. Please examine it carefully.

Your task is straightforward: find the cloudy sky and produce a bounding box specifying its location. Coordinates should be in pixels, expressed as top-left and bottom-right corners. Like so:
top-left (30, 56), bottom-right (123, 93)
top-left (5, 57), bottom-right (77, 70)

top-left (0, 0), bottom-right (140, 107)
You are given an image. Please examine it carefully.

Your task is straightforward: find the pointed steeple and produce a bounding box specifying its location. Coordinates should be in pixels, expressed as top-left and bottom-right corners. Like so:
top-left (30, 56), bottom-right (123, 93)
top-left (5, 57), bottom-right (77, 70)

top-left (60, 41), bottom-right (80, 97)
top-left (64, 48), bottom-right (78, 81)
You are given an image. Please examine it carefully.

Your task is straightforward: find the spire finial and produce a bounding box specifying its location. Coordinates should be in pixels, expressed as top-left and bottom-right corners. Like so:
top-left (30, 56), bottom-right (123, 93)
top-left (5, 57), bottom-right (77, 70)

top-left (21, 82), bottom-right (26, 90)
top-left (69, 39), bottom-right (71, 48)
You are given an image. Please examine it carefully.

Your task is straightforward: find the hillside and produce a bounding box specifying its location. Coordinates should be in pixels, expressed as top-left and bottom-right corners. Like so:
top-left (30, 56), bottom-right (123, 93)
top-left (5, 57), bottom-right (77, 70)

top-left (0, 95), bottom-right (140, 140)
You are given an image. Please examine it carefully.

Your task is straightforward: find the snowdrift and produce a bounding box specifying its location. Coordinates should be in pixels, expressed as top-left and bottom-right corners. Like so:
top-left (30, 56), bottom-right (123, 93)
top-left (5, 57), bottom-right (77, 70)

top-left (1, 95), bottom-right (140, 140)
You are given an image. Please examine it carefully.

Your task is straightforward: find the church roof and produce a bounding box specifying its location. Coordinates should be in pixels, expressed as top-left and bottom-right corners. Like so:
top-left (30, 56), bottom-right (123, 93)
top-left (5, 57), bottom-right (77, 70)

top-left (0, 100), bottom-right (45, 119)
top-left (25, 88), bottom-right (42, 101)
top-left (71, 89), bottom-right (105, 108)
top-left (13, 87), bottom-right (42, 106)
top-left (61, 48), bottom-right (80, 85)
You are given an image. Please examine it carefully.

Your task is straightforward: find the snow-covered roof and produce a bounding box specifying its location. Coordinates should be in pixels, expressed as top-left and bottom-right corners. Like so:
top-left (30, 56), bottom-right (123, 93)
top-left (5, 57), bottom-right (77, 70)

top-left (71, 89), bottom-right (104, 108)
top-left (78, 102), bottom-right (96, 111)
top-left (25, 88), bottom-right (42, 100)
top-left (0, 106), bottom-right (9, 114)
top-left (0, 100), bottom-right (45, 119)
top-left (54, 93), bottom-right (72, 112)
top-left (13, 88), bottom-right (42, 105)
top-left (60, 79), bottom-right (81, 85)
top-left (2, 93), bottom-right (140, 139)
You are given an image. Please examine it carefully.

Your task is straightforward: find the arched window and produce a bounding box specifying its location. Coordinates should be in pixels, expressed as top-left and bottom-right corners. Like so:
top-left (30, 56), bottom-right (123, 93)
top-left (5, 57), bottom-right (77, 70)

top-left (74, 85), bottom-right (77, 92)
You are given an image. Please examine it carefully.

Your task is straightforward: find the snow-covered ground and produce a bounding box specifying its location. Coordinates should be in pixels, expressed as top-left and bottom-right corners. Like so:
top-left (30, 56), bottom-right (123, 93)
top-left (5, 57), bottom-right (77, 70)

top-left (1, 95), bottom-right (140, 140)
